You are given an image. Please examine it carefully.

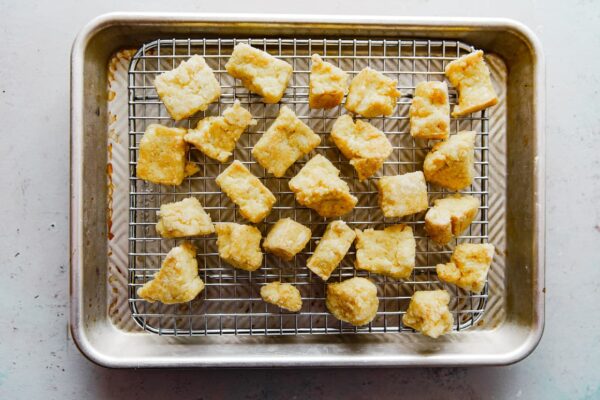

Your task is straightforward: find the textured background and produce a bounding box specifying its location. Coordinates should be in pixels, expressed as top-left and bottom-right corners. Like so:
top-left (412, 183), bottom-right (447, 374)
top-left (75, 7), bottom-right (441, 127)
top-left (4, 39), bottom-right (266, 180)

top-left (1, 0), bottom-right (599, 399)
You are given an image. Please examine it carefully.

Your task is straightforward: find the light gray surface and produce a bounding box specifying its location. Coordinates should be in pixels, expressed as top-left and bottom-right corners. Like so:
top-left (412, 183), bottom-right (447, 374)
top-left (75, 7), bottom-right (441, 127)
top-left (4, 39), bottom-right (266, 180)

top-left (0, 0), bottom-right (598, 399)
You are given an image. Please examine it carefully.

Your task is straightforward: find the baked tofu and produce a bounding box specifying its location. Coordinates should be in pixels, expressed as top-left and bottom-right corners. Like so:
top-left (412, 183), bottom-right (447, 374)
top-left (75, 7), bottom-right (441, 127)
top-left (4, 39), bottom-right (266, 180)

top-left (330, 115), bottom-right (393, 181)
top-left (184, 100), bottom-right (256, 162)
top-left (425, 195), bottom-right (479, 245)
top-left (260, 282), bottom-right (303, 312)
top-left (445, 50), bottom-right (498, 117)
top-left (154, 55), bottom-right (221, 121)
top-left (215, 161), bottom-right (276, 223)
top-left (252, 106), bottom-right (321, 177)
top-left (326, 277), bottom-right (379, 326)
top-left (136, 124), bottom-right (188, 186)
top-left (409, 81), bottom-right (450, 140)
top-left (155, 197), bottom-right (214, 238)
top-left (354, 225), bottom-right (415, 279)
top-left (288, 154), bottom-right (358, 218)
top-left (263, 218), bottom-right (311, 261)
top-left (225, 43), bottom-right (293, 103)
top-left (307, 220), bottom-right (356, 281)
top-left (215, 222), bottom-right (263, 272)
top-left (345, 67), bottom-right (401, 118)
top-left (436, 243), bottom-right (494, 293)
top-left (377, 171), bottom-right (428, 218)
top-left (402, 290), bottom-right (453, 338)
top-left (423, 131), bottom-right (476, 191)
top-left (309, 54), bottom-right (349, 109)
top-left (137, 242), bottom-right (204, 304)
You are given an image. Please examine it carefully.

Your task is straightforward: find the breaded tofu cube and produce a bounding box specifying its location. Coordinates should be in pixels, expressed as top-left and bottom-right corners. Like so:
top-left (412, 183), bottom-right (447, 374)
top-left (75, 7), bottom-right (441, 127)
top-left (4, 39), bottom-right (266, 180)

top-left (307, 220), bottom-right (356, 281)
top-left (409, 81), bottom-right (450, 140)
top-left (184, 100), bottom-right (256, 162)
top-left (288, 154), bottom-right (358, 217)
top-left (260, 282), bottom-right (303, 312)
top-left (345, 67), bottom-right (401, 118)
top-left (402, 290), bottom-right (453, 338)
top-left (155, 197), bottom-right (214, 238)
top-left (252, 106), bottom-right (321, 177)
top-left (354, 224), bottom-right (415, 279)
top-left (154, 55), bottom-right (221, 121)
top-left (215, 161), bottom-right (276, 223)
top-left (423, 131), bottom-right (476, 191)
top-left (215, 223), bottom-right (263, 271)
top-left (445, 50), bottom-right (498, 117)
top-left (425, 195), bottom-right (479, 245)
top-left (331, 115), bottom-right (393, 181)
top-left (377, 171), bottom-right (428, 218)
top-left (136, 124), bottom-right (188, 186)
top-left (326, 277), bottom-right (379, 326)
top-left (137, 242), bottom-right (204, 304)
top-left (225, 43), bottom-right (293, 103)
top-left (263, 218), bottom-right (311, 261)
top-left (436, 243), bottom-right (494, 293)
top-left (309, 54), bottom-right (349, 109)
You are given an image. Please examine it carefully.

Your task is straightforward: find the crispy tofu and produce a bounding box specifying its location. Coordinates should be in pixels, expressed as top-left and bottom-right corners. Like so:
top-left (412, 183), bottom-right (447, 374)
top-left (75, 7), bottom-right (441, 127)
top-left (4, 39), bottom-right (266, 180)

top-left (154, 55), bottom-right (221, 121)
top-left (409, 81), bottom-right (450, 140)
top-left (252, 106), bottom-right (321, 177)
top-left (423, 131), bottom-right (476, 191)
top-left (136, 124), bottom-right (188, 186)
top-left (345, 67), bottom-right (401, 118)
top-left (377, 171), bottom-right (429, 218)
top-left (445, 50), bottom-right (498, 117)
top-left (354, 225), bottom-right (415, 279)
top-left (184, 100), bottom-right (256, 162)
top-left (263, 218), bottom-right (311, 261)
top-left (402, 290), bottom-right (453, 338)
top-left (225, 43), bottom-right (293, 103)
top-left (436, 243), bottom-right (494, 293)
top-left (326, 277), bottom-right (379, 326)
top-left (309, 54), bottom-right (349, 109)
top-left (288, 154), bottom-right (358, 218)
top-left (215, 223), bottom-right (263, 271)
top-left (331, 115), bottom-right (393, 181)
top-left (425, 195), bottom-right (479, 245)
top-left (260, 282), bottom-right (303, 312)
top-left (155, 197), bottom-right (214, 238)
top-left (307, 220), bottom-right (356, 281)
top-left (137, 242), bottom-right (204, 304)
top-left (215, 161), bottom-right (276, 223)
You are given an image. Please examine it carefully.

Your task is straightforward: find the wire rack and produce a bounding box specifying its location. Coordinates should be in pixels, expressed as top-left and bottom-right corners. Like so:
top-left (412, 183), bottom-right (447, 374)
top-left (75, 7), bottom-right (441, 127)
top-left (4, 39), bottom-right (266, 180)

top-left (127, 37), bottom-right (490, 336)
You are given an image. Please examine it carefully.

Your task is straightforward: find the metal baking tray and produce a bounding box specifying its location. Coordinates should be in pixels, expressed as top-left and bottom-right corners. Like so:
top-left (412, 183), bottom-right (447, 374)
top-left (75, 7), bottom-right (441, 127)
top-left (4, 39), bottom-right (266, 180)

top-left (70, 13), bottom-right (545, 367)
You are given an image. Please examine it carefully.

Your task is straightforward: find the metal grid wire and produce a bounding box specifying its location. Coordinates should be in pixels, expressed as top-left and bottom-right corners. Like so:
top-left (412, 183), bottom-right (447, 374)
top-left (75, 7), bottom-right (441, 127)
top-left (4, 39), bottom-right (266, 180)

top-left (127, 37), bottom-right (490, 336)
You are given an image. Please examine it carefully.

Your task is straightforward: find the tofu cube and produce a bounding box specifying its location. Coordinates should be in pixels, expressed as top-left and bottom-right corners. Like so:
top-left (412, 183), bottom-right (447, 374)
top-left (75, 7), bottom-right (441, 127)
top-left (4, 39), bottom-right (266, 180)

top-left (309, 54), bottom-right (349, 109)
top-left (225, 43), bottom-right (293, 103)
top-left (445, 50), bottom-right (498, 117)
top-left (354, 224), bottom-right (415, 279)
top-left (331, 115), bottom-right (393, 181)
top-left (260, 282), bottom-right (303, 312)
top-left (215, 161), bottom-right (276, 223)
top-left (154, 55), bottom-right (221, 121)
top-left (184, 100), bottom-right (256, 162)
top-left (409, 81), bottom-right (450, 140)
top-left (288, 154), bottom-right (358, 218)
top-left (425, 195), bottom-right (479, 245)
top-left (307, 220), bottom-right (356, 281)
top-left (136, 124), bottom-right (188, 186)
top-left (436, 243), bottom-right (494, 293)
top-left (345, 67), bottom-right (401, 118)
top-left (252, 106), bottom-right (321, 177)
top-left (377, 171), bottom-right (428, 218)
top-left (326, 277), bottom-right (379, 326)
top-left (215, 223), bottom-right (263, 272)
top-left (402, 290), bottom-right (454, 338)
top-left (263, 218), bottom-right (311, 261)
top-left (423, 131), bottom-right (476, 191)
top-left (156, 197), bottom-right (214, 238)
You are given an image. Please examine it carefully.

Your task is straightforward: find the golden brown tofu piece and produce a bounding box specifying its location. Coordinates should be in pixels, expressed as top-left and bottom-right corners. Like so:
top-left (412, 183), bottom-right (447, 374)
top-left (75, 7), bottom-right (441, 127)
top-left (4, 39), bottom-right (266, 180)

top-left (155, 197), bottom-right (214, 238)
top-left (307, 220), bottom-right (356, 281)
top-left (377, 171), bottom-right (429, 218)
top-left (409, 81), bottom-right (450, 140)
top-left (425, 195), bottom-right (479, 245)
top-left (260, 282), bottom-right (303, 312)
top-left (436, 243), bottom-right (494, 293)
top-left (345, 67), bottom-right (401, 118)
top-left (263, 218), bottom-right (311, 261)
top-left (326, 277), bottom-right (379, 326)
top-left (402, 290), bottom-right (453, 338)
top-left (423, 131), bottom-right (476, 191)
top-left (136, 124), bottom-right (188, 186)
top-left (215, 222), bottom-right (263, 271)
top-left (309, 54), bottom-right (349, 109)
